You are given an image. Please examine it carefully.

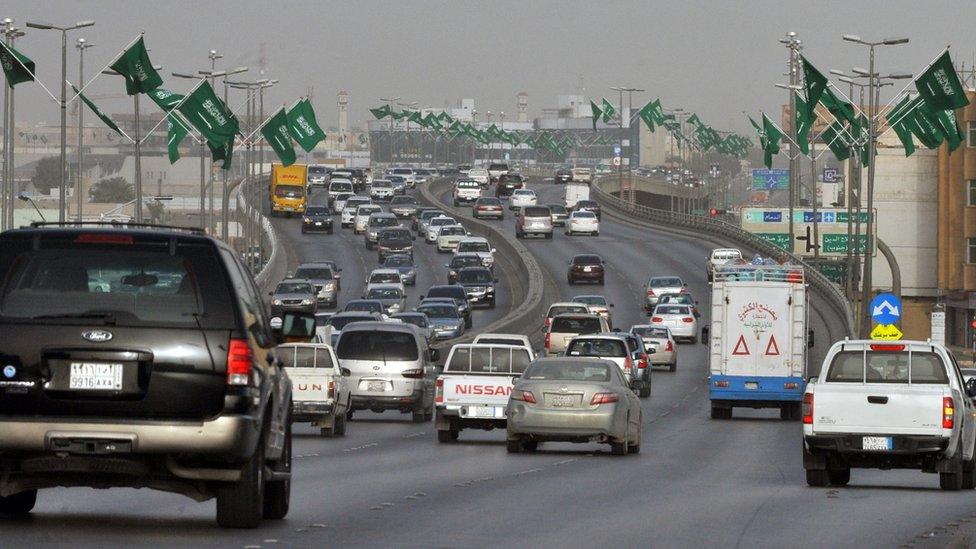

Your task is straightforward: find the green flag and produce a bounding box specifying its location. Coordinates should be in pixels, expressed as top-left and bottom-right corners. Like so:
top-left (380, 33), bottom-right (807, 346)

top-left (110, 36), bottom-right (163, 95)
top-left (287, 98), bottom-right (326, 152)
top-left (926, 104), bottom-right (965, 152)
top-left (886, 94), bottom-right (917, 156)
top-left (0, 40), bottom-right (35, 88)
top-left (904, 98), bottom-right (944, 149)
top-left (854, 115), bottom-right (872, 167)
top-left (167, 113), bottom-right (189, 164)
top-left (177, 81), bottom-right (239, 147)
top-left (686, 113), bottom-right (701, 128)
top-left (358, 133), bottom-right (367, 145)
top-left (369, 105), bottom-right (392, 119)
top-left (437, 111), bottom-right (454, 124)
top-left (72, 84), bottom-right (124, 137)
top-left (147, 87), bottom-right (184, 110)
top-left (261, 107), bottom-right (297, 166)
top-left (208, 139), bottom-right (234, 171)
top-left (821, 120), bottom-right (851, 162)
top-left (637, 100), bottom-right (657, 132)
top-left (590, 100), bottom-right (602, 130)
top-left (794, 91), bottom-right (811, 155)
top-left (915, 50), bottom-right (970, 111)
top-left (601, 98), bottom-right (616, 124)
top-left (761, 113), bottom-right (783, 169)
top-left (390, 110), bottom-right (408, 121)
top-left (819, 86), bottom-right (856, 126)
top-left (801, 55), bottom-right (828, 120)
top-left (407, 111), bottom-right (424, 125)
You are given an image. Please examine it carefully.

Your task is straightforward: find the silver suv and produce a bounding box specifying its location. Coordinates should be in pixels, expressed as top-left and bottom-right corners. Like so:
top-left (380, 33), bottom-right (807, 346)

top-left (516, 206), bottom-right (554, 239)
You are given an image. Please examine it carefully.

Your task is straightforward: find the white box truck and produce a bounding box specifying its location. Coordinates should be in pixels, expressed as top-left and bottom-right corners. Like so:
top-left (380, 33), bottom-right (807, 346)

top-left (702, 264), bottom-right (813, 420)
top-left (564, 182), bottom-right (590, 210)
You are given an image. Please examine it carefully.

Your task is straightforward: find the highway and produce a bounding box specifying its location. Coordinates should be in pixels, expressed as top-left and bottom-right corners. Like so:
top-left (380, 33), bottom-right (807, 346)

top-left (2, 181), bottom-right (972, 548)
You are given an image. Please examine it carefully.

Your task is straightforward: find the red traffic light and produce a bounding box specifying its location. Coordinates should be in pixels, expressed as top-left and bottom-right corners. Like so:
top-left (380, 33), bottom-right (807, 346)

top-left (710, 208), bottom-right (718, 217)
top-left (971, 319), bottom-right (976, 330)
top-left (709, 208), bottom-right (726, 217)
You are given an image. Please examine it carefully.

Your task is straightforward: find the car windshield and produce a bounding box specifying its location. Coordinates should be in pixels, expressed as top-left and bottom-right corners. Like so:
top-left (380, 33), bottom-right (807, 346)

top-left (419, 305), bottom-right (459, 318)
top-left (655, 305), bottom-right (689, 315)
top-left (380, 229), bottom-right (411, 240)
top-left (826, 350), bottom-right (949, 384)
top-left (573, 212), bottom-right (596, 219)
top-left (393, 314), bottom-right (428, 328)
top-left (274, 185), bottom-right (305, 198)
top-left (431, 218), bottom-right (455, 227)
top-left (326, 315), bottom-right (374, 330)
top-left (452, 256), bottom-right (482, 268)
top-left (548, 205), bottom-right (567, 213)
top-left (294, 268), bottom-right (333, 280)
top-left (371, 217), bottom-right (397, 227)
top-left (421, 211), bottom-right (444, 221)
top-left (458, 270), bottom-right (493, 283)
top-left (440, 227), bottom-right (467, 236)
top-left (391, 197), bottom-right (416, 205)
top-left (548, 305), bottom-right (588, 317)
top-left (567, 339), bottom-right (627, 358)
top-left (336, 331), bottom-right (419, 361)
top-left (392, 169), bottom-right (412, 175)
top-left (345, 301), bottom-right (381, 312)
top-left (524, 361), bottom-right (610, 382)
top-left (306, 206), bottom-right (328, 215)
top-left (574, 296), bottom-right (606, 306)
top-left (369, 273), bottom-right (401, 283)
top-left (373, 181), bottom-right (393, 188)
top-left (357, 206), bottom-right (380, 215)
top-left (276, 282), bottom-right (312, 294)
top-left (346, 199), bottom-right (370, 210)
top-left (367, 288), bottom-right (402, 299)
top-left (330, 182), bottom-right (353, 191)
top-left (551, 317), bottom-right (602, 333)
top-left (632, 327), bottom-right (670, 338)
top-left (308, 167), bottom-right (327, 175)
top-left (651, 277), bottom-right (682, 287)
top-left (457, 241), bottom-right (490, 253)
top-left (573, 255), bottom-right (602, 265)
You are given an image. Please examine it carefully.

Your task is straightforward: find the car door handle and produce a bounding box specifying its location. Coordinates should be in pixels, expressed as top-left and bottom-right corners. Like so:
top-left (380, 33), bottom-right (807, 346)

top-left (867, 396), bottom-right (888, 404)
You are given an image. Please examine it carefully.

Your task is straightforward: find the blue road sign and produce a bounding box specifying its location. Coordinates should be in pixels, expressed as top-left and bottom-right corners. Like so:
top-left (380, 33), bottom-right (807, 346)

top-left (870, 293), bottom-right (902, 325)
top-left (751, 169), bottom-right (789, 190)
top-left (613, 145), bottom-right (622, 156)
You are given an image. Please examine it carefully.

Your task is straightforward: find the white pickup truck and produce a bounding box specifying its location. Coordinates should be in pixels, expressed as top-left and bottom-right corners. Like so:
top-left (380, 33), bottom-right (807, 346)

top-left (279, 342), bottom-right (352, 437)
top-left (803, 339), bottom-right (976, 490)
top-left (435, 343), bottom-right (534, 442)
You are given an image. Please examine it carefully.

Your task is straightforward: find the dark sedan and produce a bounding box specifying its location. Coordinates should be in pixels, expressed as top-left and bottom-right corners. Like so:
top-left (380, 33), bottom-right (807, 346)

top-left (568, 254), bottom-right (606, 285)
top-left (302, 205), bottom-right (334, 234)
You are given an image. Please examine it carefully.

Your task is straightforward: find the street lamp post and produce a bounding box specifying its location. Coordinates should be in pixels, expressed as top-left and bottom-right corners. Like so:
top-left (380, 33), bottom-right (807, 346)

top-left (842, 34), bottom-right (910, 337)
top-left (26, 19), bottom-right (95, 223)
top-left (75, 37), bottom-right (93, 221)
top-left (499, 112), bottom-right (505, 163)
top-left (486, 111), bottom-right (493, 162)
top-left (470, 109), bottom-right (478, 164)
top-left (778, 31), bottom-right (801, 244)
top-left (610, 86), bottom-right (644, 203)
top-left (2, 20), bottom-right (25, 231)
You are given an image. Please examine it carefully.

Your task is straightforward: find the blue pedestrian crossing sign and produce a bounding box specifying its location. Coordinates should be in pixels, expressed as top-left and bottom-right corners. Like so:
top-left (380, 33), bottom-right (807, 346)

top-left (870, 293), bottom-right (901, 325)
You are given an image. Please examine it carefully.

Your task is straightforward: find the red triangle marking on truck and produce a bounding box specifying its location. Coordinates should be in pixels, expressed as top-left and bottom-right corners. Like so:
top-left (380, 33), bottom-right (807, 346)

top-left (732, 335), bottom-right (750, 356)
top-left (764, 334), bottom-right (780, 356)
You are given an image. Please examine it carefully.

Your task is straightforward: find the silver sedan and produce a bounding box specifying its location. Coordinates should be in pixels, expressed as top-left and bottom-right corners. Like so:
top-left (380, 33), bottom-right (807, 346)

top-left (506, 357), bottom-right (643, 456)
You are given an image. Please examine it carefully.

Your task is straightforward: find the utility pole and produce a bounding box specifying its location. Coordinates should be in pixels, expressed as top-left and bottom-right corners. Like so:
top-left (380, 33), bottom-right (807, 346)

top-left (75, 37), bottom-right (93, 221)
top-left (780, 31), bottom-right (801, 246)
top-left (2, 21), bottom-right (25, 230)
top-left (380, 96), bottom-right (399, 165)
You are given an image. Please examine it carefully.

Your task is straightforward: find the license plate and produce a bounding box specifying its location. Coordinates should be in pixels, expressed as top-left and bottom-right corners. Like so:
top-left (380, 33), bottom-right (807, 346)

top-left (463, 406), bottom-right (505, 419)
top-left (69, 362), bottom-right (123, 391)
top-left (314, 221), bottom-right (322, 225)
top-left (862, 436), bottom-right (893, 451)
top-left (549, 394), bottom-right (577, 407)
top-left (367, 381), bottom-right (387, 392)
top-left (745, 382), bottom-right (759, 390)
top-left (583, 266), bottom-right (592, 272)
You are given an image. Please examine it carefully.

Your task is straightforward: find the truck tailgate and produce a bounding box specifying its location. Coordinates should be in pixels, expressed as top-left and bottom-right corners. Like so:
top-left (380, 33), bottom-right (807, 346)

top-left (286, 367), bottom-right (332, 404)
top-left (813, 383), bottom-right (948, 436)
top-left (440, 374), bottom-right (516, 418)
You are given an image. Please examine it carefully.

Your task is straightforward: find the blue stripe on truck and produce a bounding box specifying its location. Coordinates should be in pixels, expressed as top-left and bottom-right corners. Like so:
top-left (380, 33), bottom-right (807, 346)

top-left (709, 375), bottom-right (805, 402)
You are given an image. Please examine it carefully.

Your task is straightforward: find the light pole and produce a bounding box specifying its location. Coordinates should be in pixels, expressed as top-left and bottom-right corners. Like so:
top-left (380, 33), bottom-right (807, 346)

top-left (18, 192), bottom-right (44, 222)
top-left (200, 66), bottom-right (248, 241)
top-left (25, 19), bottom-right (95, 223)
top-left (470, 109), bottom-right (478, 164)
top-left (610, 86), bottom-right (643, 203)
top-left (499, 111), bottom-right (505, 163)
top-left (486, 111), bottom-right (493, 162)
top-left (75, 37), bottom-right (93, 221)
top-left (396, 101), bottom-right (417, 163)
top-left (778, 31), bottom-right (801, 245)
top-left (664, 108), bottom-right (684, 212)
top-left (380, 96), bottom-right (399, 164)
top-left (2, 20), bottom-right (25, 231)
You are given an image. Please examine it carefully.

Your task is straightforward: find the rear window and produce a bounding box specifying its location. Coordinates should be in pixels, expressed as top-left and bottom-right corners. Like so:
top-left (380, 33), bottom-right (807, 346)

top-left (651, 277), bottom-right (682, 287)
top-left (524, 361), bottom-right (609, 382)
top-left (458, 269), bottom-right (493, 284)
top-left (326, 315), bottom-right (374, 330)
top-left (283, 346), bottom-right (335, 369)
top-left (345, 301), bottom-right (381, 313)
top-left (446, 346), bottom-right (531, 374)
top-left (477, 198), bottom-right (501, 206)
top-left (523, 207), bottom-right (551, 218)
top-left (457, 241), bottom-right (490, 253)
top-left (367, 287), bottom-right (402, 299)
top-left (551, 317), bottom-right (602, 333)
top-left (457, 181), bottom-right (480, 188)
top-left (330, 182), bottom-right (353, 191)
top-left (573, 296), bottom-right (606, 306)
top-left (632, 327), bottom-right (669, 338)
top-left (427, 287), bottom-right (465, 300)
top-left (418, 305), bottom-right (459, 318)
top-left (370, 272), bottom-right (401, 284)
top-left (489, 164), bottom-right (509, 171)
top-left (476, 337), bottom-right (523, 346)
top-left (0, 238), bottom-right (236, 329)
top-left (567, 339), bottom-right (626, 358)
top-left (548, 305), bottom-right (588, 317)
top-left (294, 267), bottom-right (334, 280)
top-left (572, 255), bottom-right (602, 265)
top-left (373, 181), bottom-right (393, 188)
top-left (826, 350), bottom-right (949, 384)
top-left (655, 305), bottom-right (689, 315)
top-left (573, 211), bottom-right (596, 219)
top-left (336, 330), bottom-right (419, 361)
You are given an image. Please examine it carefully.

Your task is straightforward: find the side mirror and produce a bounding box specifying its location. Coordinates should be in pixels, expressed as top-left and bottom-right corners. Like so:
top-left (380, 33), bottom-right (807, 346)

top-left (340, 367), bottom-right (352, 377)
top-left (807, 329), bottom-right (815, 349)
top-left (429, 348), bottom-right (441, 362)
top-left (701, 326), bottom-right (710, 345)
top-left (491, 248), bottom-right (497, 253)
top-left (683, 282), bottom-right (688, 287)
top-left (609, 304), bottom-right (615, 308)
top-left (419, 295), bottom-right (425, 300)
top-left (268, 291), bottom-right (274, 296)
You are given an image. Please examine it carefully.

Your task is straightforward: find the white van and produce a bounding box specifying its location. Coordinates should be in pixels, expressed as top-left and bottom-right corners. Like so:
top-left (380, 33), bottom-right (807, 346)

top-left (336, 322), bottom-right (439, 422)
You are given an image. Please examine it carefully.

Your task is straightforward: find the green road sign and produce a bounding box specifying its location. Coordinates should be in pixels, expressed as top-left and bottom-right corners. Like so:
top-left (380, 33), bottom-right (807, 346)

top-left (822, 233), bottom-right (867, 254)
top-left (811, 261), bottom-right (848, 284)
top-left (756, 232), bottom-right (791, 251)
top-left (691, 209), bottom-right (705, 216)
top-left (835, 211), bottom-right (870, 224)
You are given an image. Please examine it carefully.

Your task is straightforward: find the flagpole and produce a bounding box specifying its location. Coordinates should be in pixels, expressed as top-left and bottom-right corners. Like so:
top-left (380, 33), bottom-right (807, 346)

top-left (875, 46), bottom-right (950, 123)
top-left (0, 39), bottom-right (59, 103)
top-left (133, 91), bottom-right (143, 223)
top-left (67, 33), bottom-right (142, 104)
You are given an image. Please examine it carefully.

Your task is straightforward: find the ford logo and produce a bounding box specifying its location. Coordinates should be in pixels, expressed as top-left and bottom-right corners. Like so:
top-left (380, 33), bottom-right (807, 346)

top-left (82, 330), bottom-right (113, 343)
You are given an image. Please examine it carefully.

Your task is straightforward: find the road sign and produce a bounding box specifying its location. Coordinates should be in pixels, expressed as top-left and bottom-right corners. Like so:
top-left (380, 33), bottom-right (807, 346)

top-left (613, 145), bottom-right (621, 156)
top-left (871, 324), bottom-right (903, 340)
top-left (755, 233), bottom-right (791, 251)
top-left (822, 168), bottom-right (839, 183)
top-left (612, 157), bottom-right (621, 166)
top-left (740, 207), bottom-right (876, 258)
top-left (931, 311), bottom-right (946, 345)
top-left (870, 293), bottom-right (902, 325)
top-left (751, 169), bottom-right (789, 190)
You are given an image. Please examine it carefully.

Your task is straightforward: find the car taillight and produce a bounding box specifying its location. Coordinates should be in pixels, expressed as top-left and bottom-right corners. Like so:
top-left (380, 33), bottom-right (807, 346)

top-left (402, 368), bottom-right (424, 379)
top-left (784, 382), bottom-right (799, 390)
top-left (679, 288), bottom-right (686, 294)
top-left (666, 341), bottom-right (674, 352)
top-left (944, 397), bottom-right (955, 429)
top-left (624, 356), bottom-right (633, 372)
top-left (75, 233), bottom-right (134, 245)
top-left (545, 332), bottom-right (551, 350)
top-left (590, 392), bottom-right (618, 405)
top-left (328, 380), bottom-right (335, 398)
top-left (435, 377), bottom-right (444, 404)
top-left (512, 390), bottom-right (536, 404)
top-left (651, 317), bottom-right (663, 323)
top-left (682, 317), bottom-right (694, 323)
top-left (226, 338), bottom-right (253, 386)
top-left (544, 317), bottom-right (552, 328)
top-left (802, 393), bottom-right (814, 424)
top-left (714, 380), bottom-right (730, 388)
top-left (638, 355), bottom-right (648, 369)
top-left (646, 288), bottom-right (655, 297)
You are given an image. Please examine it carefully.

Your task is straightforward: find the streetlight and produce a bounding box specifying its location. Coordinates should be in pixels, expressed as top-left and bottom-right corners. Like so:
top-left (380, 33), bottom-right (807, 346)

top-left (470, 109), bottom-right (478, 164)
top-left (486, 111), bottom-right (493, 162)
top-left (75, 37), bottom-right (94, 222)
top-left (380, 96), bottom-right (400, 164)
top-left (2, 20), bottom-right (25, 231)
top-left (610, 86), bottom-right (644, 202)
top-left (18, 192), bottom-right (44, 222)
top-left (26, 19), bottom-right (95, 223)
top-left (499, 111), bottom-right (505, 163)
top-left (842, 33), bottom-right (909, 337)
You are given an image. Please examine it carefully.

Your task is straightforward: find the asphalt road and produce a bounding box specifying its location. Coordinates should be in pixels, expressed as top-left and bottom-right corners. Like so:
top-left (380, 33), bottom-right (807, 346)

top-left (4, 181), bottom-right (973, 548)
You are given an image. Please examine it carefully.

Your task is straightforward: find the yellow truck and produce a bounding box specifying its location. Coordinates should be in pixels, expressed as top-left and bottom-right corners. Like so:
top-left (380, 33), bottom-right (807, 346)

top-left (270, 164), bottom-right (308, 217)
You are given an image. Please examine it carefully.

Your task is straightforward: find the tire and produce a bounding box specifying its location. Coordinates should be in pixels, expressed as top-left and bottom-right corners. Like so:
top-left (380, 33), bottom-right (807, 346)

top-left (424, 405), bottom-right (434, 422)
top-left (710, 402), bottom-right (732, 420)
top-left (522, 440), bottom-right (538, 452)
top-left (941, 460), bottom-right (964, 491)
top-left (568, 277), bottom-right (575, 285)
top-left (639, 384), bottom-right (651, 398)
top-left (465, 317), bottom-right (472, 329)
top-left (437, 429), bottom-right (456, 443)
top-left (412, 407), bottom-right (426, 423)
top-left (628, 431), bottom-right (641, 454)
top-left (669, 362), bottom-right (676, 373)
top-left (216, 432), bottom-right (265, 528)
top-left (594, 231), bottom-right (600, 237)
top-left (515, 231), bottom-right (522, 239)
top-left (598, 277), bottom-right (605, 285)
top-left (545, 233), bottom-right (553, 239)
top-left (963, 452), bottom-right (976, 490)
top-left (0, 490), bottom-right (36, 515)
top-left (827, 467), bottom-right (850, 487)
top-left (610, 440), bottom-right (627, 456)
top-left (263, 416), bottom-right (291, 520)
top-left (506, 437), bottom-right (523, 453)
top-left (335, 409), bottom-right (348, 436)
top-left (346, 409), bottom-right (354, 421)
top-left (689, 336), bottom-right (698, 344)
top-left (805, 468), bottom-right (829, 487)
top-left (779, 406), bottom-right (793, 421)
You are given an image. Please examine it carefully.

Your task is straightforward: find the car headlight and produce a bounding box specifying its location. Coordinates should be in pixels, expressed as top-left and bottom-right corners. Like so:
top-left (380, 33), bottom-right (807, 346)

top-left (303, 217), bottom-right (311, 223)
top-left (301, 298), bottom-right (314, 305)
top-left (389, 303), bottom-right (401, 312)
top-left (324, 282), bottom-right (336, 291)
top-left (273, 299), bottom-right (283, 306)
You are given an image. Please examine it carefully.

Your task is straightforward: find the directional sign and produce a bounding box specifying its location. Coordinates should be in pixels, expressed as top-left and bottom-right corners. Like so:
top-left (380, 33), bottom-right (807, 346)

top-left (751, 169), bottom-right (789, 190)
top-left (870, 324), bottom-right (903, 341)
top-left (741, 207), bottom-right (876, 258)
top-left (822, 168), bottom-right (839, 183)
top-left (870, 293), bottom-right (902, 326)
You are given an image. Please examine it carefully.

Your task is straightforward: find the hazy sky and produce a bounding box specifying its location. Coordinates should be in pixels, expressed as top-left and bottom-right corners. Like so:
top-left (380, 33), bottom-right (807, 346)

top-left (6, 0), bottom-right (976, 133)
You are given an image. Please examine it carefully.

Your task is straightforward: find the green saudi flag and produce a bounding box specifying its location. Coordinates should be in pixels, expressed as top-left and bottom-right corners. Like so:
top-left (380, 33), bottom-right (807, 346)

top-left (370, 105), bottom-right (392, 119)
top-left (821, 121), bottom-right (851, 162)
top-left (287, 98), bottom-right (326, 152)
top-left (916, 50), bottom-right (970, 111)
top-left (147, 88), bottom-right (184, 110)
top-left (110, 36), bottom-right (163, 95)
top-left (208, 139), bottom-right (234, 171)
top-left (359, 133), bottom-right (368, 145)
top-left (637, 100), bottom-right (657, 132)
top-left (924, 103), bottom-right (964, 152)
top-left (261, 107), bottom-right (297, 166)
top-left (819, 86), bottom-right (856, 126)
top-left (904, 98), bottom-right (944, 150)
top-left (794, 91), bottom-right (811, 155)
top-left (590, 100), bottom-right (602, 130)
top-left (686, 113), bottom-right (701, 128)
top-left (761, 113), bottom-right (783, 169)
top-left (886, 94), bottom-right (917, 156)
top-left (72, 84), bottom-right (124, 137)
top-left (167, 113), bottom-right (189, 164)
top-left (177, 81), bottom-right (239, 147)
top-left (801, 55), bottom-right (828, 120)
top-left (601, 98), bottom-right (616, 124)
top-left (0, 40), bottom-right (35, 88)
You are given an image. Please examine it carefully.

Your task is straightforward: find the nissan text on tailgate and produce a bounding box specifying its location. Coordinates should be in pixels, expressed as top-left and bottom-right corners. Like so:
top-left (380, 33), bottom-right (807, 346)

top-left (435, 344), bottom-right (533, 442)
top-left (803, 340), bottom-right (976, 490)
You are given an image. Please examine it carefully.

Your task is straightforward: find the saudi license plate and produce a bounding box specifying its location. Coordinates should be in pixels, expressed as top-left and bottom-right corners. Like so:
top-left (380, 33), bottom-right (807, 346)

top-left (549, 394), bottom-right (578, 408)
top-left (862, 436), bottom-right (893, 451)
top-left (69, 362), bottom-right (123, 391)
top-left (314, 221), bottom-right (322, 225)
top-left (745, 382), bottom-right (759, 390)
top-left (463, 406), bottom-right (504, 419)
top-left (367, 381), bottom-right (387, 392)
top-left (583, 266), bottom-right (592, 272)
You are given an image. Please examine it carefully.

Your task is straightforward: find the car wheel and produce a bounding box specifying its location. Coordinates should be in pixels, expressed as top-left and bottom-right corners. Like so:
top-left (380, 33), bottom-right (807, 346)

top-left (506, 437), bottom-right (523, 453)
top-left (521, 439), bottom-right (539, 452)
top-left (805, 468), bottom-right (829, 487)
top-left (545, 233), bottom-right (553, 239)
top-left (216, 429), bottom-right (265, 528)
top-left (263, 413), bottom-right (291, 520)
top-left (301, 228), bottom-right (306, 234)
top-left (335, 407), bottom-right (348, 436)
top-left (628, 436), bottom-right (641, 454)
top-left (412, 406), bottom-right (426, 423)
top-left (0, 489), bottom-right (37, 515)
top-left (489, 298), bottom-right (496, 309)
top-left (320, 414), bottom-right (337, 437)
top-left (827, 467), bottom-right (850, 487)
top-left (689, 336), bottom-right (698, 344)
top-left (598, 277), bottom-right (605, 285)
top-left (346, 409), bottom-right (354, 421)
top-left (465, 318), bottom-right (472, 329)
top-left (669, 362), bottom-right (676, 373)
top-left (610, 439), bottom-right (627, 456)
top-left (568, 276), bottom-right (575, 285)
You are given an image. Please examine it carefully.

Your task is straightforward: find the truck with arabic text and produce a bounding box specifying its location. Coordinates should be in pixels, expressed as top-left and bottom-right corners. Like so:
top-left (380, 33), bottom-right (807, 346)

top-left (270, 163), bottom-right (307, 217)
top-left (701, 264), bottom-right (813, 420)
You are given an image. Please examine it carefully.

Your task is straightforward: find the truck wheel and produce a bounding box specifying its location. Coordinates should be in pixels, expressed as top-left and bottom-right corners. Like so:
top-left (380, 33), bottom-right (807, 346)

top-left (412, 407), bottom-right (426, 423)
top-left (346, 409), bottom-right (354, 421)
top-left (805, 468), bottom-right (829, 487)
top-left (0, 490), bottom-right (37, 515)
top-left (963, 453), bottom-right (976, 490)
top-left (689, 336), bottom-right (697, 344)
top-left (263, 415), bottom-right (292, 520)
top-left (710, 403), bottom-right (732, 420)
top-left (437, 429), bottom-right (459, 443)
top-left (941, 462), bottom-right (964, 491)
top-left (779, 406), bottom-right (793, 421)
top-left (506, 437), bottom-right (523, 453)
top-left (335, 410), bottom-right (348, 436)
top-left (216, 432), bottom-right (265, 528)
top-left (827, 467), bottom-right (850, 487)
top-left (522, 440), bottom-right (539, 452)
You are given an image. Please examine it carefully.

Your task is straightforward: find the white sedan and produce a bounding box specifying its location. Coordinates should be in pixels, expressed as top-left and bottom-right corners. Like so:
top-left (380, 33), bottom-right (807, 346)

top-left (425, 216), bottom-right (459, 243)
top-left (649, 304), bottom-right (698, 343)
top-left (510, 189), bottom-right (538, 210)
top-left (436, 225), bottom-right (470, 253)
top-left (630, 325), bottom-right (677, 371)
top-left (565, 210), bottom-right (600, 236)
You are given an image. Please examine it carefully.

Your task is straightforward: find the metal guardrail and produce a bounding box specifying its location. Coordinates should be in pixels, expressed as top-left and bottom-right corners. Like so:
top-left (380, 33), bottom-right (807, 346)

top-left (590, 177), bottom-right (856, 337)
top-left (236, 175), bottom-right (279, 289)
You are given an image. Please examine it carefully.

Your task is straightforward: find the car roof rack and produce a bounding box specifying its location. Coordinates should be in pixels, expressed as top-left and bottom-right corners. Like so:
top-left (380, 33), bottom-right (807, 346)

top-left (28, 221), bottom-right (206, 235)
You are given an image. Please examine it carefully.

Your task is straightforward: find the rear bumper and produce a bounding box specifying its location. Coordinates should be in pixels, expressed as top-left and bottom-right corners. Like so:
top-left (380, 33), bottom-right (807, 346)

top-left (351, 389), bottom-right (424, 411)
top-left (292, 401), bottom-right (335, 422)
top-left (508, 404), bottom-right (618, 440)
top-left (569, 271), bottom-right (603, 281)
top-left (474, 209), bottom-right (504, 218)
top-left (709, 375), bottom-right (804, 403)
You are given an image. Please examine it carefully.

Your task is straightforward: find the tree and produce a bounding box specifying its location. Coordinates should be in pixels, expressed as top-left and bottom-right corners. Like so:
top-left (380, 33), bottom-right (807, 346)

top-left (31, 156), bottom-right (60, 195)
top-left (89, 177), bottom-right (134, 203)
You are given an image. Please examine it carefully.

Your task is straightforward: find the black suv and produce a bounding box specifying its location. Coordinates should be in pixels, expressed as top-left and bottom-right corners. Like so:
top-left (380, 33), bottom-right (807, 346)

top-left (377, 227), bottom-right (415, 262)
top-left (495, 174), bottom-right (525, 199)
top-left (0, 224), bottom-right (314, 528)
top-left (554, 169), bottom-right (573, 184)
top-left (446, 252), bottom-right (485, 284)
top-left (301, 204), bottom-right (333, 234)
top-left (456, 266), bottom-right (498, 308)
